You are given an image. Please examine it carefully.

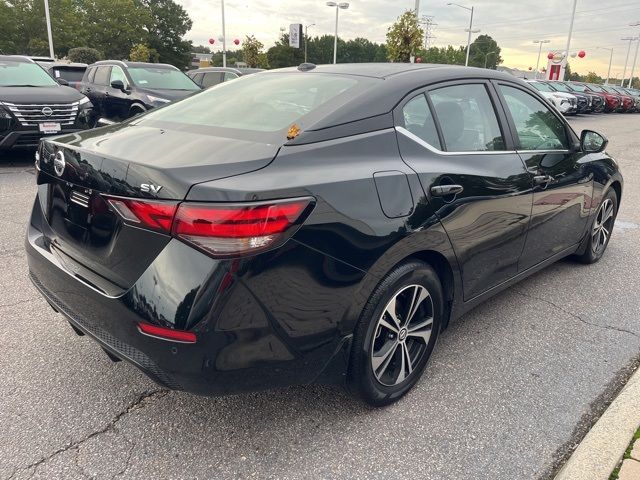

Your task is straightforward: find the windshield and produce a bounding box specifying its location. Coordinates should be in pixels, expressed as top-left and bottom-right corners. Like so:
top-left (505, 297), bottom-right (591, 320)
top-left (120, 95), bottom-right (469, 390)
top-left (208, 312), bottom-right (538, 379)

top-left (140, 72), bottom-right (371, 134)
top-left (569, 83), bottom-right (588, 92)
top-left (128, 67), bottom-right (200, 90)
top-left (530, 82), bottom-right (554, 92)
top-left (0, 60), bottom-right (58, 87)
top-left (588, 85), bottom-right (605, 93)
top-left (551, 82), bottom-right (572, 93)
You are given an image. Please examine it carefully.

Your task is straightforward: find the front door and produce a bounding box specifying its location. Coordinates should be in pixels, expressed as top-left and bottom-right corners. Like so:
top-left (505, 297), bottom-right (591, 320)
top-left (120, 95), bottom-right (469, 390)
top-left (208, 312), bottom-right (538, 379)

top-left (396, 81), bottom-right (533, 300)
top-left (495, 83), bottom-right (593, 271)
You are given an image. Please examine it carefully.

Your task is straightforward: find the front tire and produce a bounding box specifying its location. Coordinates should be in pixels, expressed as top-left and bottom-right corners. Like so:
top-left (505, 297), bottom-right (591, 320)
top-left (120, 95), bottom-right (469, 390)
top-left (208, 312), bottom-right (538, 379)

top-left (575, 189), bottom-right (617, 264)
top-left (348, 261), bottom-right (443, 407)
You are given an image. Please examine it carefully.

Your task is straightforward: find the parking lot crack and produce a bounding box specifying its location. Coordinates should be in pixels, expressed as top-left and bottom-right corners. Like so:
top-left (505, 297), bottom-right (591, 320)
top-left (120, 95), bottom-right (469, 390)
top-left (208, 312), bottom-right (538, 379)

top-left (3, 389), bottom-right (167, 480)
top-left (515, 290), bottom-right (639, 338)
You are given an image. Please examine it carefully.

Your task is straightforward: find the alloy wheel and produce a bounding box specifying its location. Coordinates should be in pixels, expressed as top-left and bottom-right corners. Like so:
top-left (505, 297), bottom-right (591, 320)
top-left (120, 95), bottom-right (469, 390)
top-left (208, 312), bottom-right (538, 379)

top-left (592, 198), bottom-right (615, 254)
top-left (370, 284), bottom-right (434, 387)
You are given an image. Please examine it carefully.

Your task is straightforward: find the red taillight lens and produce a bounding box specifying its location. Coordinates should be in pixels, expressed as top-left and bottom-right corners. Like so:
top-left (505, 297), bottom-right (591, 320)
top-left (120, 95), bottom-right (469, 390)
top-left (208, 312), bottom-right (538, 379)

top-left (107, 198), bottom-right (177, 233)
top-left (138, 322), bottom-right (196, 343)
top-left (172, 198), bottom-right (313, 256)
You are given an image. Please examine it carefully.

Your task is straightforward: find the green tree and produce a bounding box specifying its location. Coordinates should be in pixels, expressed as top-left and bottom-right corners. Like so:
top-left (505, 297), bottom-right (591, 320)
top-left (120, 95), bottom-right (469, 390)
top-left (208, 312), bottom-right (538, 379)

top-left (267, 34), bottom-right (304, 68)
top-left (386, 10), bottom-right (424, 62)
top-left (584, 71), bottom-right (603, 84)
top-left (242, 35), bottom-right (264, 68)
top-left (68, 47), bottom-right (102, 63)
top-left (417, 45), bottom-right (465, 65)
top-left (467, 34), bottom-right (502, 69)
top-left (130, 43), bottom-right (152, 62)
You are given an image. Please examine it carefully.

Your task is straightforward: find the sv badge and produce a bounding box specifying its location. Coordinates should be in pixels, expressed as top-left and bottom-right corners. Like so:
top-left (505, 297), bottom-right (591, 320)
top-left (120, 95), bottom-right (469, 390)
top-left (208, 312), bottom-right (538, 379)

top-left (140, 183), bottom-right (163, 195)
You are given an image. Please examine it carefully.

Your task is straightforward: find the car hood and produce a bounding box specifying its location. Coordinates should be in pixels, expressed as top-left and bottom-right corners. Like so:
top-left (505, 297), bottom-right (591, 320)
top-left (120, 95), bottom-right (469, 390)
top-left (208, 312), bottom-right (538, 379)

top-left (40, 121), bottom-right (279, 200)
top-left (0, 85), bottom-right (84, 104)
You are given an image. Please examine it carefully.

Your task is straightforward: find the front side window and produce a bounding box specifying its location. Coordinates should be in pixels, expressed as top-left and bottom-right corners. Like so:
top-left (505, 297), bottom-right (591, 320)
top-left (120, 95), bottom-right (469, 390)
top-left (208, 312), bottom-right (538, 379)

top-left (127, 66), bottom-right (200, 90)
top-left (0, 60), bottom-right (58, 87)
top-left (93, 66), bottom-right (111, 86)
top-left (109, 66), bottom-right (129, 88)
top-left (428, 84), bottom-right (505, 152)
top-left (499, 85), bottom-right (569, 151)
top-left (401, 94), bottom-right (441, 149)
top-left (202, 72), bottom-right (222, 88)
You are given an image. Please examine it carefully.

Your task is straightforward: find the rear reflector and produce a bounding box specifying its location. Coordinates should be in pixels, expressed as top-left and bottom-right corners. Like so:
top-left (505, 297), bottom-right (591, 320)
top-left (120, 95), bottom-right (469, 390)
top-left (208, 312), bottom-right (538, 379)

top-left (105, 196), bottom-right (314, 257)
top-left (138, 322), bottom-right (197, 343)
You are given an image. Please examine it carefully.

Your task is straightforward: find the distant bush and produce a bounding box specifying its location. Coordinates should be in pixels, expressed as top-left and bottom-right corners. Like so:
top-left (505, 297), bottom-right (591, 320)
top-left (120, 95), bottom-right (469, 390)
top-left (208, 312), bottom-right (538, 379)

top-left (67, 47), bottom-right (102, 64)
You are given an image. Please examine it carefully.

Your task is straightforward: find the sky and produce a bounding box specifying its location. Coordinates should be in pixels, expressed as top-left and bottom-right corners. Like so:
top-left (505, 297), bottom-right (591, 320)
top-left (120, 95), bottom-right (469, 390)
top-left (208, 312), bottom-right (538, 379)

top-left (176, 0), bottom-right (640, 78)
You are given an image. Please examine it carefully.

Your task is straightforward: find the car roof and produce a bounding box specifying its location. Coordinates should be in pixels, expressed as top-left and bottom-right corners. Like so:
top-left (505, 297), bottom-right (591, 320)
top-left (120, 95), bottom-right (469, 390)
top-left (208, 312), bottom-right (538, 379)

top-left (0, 55), bottom-right (36, 63)
top-left (188, 67), bottom-right (265, 75)
top-left (90, 60), bottom-right (178, 70)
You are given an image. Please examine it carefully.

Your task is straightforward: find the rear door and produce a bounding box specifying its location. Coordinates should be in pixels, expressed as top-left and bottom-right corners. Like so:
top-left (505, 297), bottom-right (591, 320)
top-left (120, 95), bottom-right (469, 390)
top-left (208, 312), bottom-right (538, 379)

top-left (88, 66), bottom-right (111, 118)
top-left (495, 82), bottom-right (592, 270)
top-left (395, 80), bottom-right (533, 300)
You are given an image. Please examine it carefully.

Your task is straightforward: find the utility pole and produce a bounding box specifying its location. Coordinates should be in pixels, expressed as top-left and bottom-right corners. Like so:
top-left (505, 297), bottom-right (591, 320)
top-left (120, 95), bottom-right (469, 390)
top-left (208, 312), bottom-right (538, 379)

top-left (596, 47), bottom-right (614, 84)
top-left (420, 15), bottom-right (437, 49)
top-left (304, 24), bottom-right (315, 63)
top-left (43, 0), bottom-right (55, 59)
top-left (221, 0), bottom-right (227, 67)
top-left (562, 0), bottom-right (578, 80)
top-left (621, 36), bottom-right (636, 86)
top-left (628, 22), bottom-right (640, 88)
top-left (533, 40), bottom-right (550, 79)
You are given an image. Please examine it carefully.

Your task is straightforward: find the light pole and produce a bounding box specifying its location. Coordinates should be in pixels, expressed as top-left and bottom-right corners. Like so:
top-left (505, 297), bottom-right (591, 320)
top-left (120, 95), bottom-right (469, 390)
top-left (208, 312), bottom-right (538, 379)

top-left (533, 40), bottom-right (550, 79)
top-left (628, 22), bottom-right (640, 88)
top-left (305, 23), bottom-right (315, 63)
top-left (562, 0), bottom-right (578, 80)
top-left (621, 36), bottom-right (636, 86)
top-left (326, 2), bottom-right (349, 65)
top-left (595, 46), bottom-right (614, 84)
top-left (43, 0), bottom-right (55, 59)
top-left (483, 51), bottom-right (496, 69)
top-left (447, 3), bottom-right (475, 67)
top-left (221, 0), bottom-right (227, 67)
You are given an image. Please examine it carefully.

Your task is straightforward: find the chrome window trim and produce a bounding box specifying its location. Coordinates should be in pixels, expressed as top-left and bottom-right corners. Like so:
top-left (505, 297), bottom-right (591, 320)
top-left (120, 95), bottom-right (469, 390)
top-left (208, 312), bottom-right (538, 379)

top-left (395, 126), bottom-right (518, 156)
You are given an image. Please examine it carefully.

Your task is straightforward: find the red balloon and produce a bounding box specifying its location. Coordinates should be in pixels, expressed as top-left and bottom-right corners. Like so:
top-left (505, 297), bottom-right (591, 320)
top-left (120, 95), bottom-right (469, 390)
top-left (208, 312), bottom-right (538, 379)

top-left (547, 52), bottom-right (554, 60)
top-left (208, 38), bottom-right (215, 44)
top-left (415, 57), bottom-right (422, 63)
top-left (233, 38), bottom-right (240, 45)
top-left (578, 50), bottom-right (586, 58)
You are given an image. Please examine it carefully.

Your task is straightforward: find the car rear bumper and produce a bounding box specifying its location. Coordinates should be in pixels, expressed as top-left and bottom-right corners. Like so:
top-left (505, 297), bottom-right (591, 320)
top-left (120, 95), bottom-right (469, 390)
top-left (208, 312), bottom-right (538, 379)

top-left (25, 198), bottom-right (357, 395)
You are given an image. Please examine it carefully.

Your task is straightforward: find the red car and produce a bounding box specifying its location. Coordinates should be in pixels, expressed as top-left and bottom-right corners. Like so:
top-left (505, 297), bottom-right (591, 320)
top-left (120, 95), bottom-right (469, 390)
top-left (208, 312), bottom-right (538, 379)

top-left (569, 83), bottom-right (620, 113)
top-left (599, 85), bottom-right (634, 112)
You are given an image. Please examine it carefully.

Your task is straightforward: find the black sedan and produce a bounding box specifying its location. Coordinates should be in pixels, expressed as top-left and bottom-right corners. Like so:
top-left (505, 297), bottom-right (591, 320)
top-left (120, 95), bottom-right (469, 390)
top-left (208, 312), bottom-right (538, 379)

top-left (27, 64), bottom-right (622, 406)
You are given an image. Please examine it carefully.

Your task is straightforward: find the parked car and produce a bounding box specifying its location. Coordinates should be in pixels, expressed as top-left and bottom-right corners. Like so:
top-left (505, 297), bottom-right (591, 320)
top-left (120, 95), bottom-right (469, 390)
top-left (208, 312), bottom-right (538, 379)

top-left (610, 86), bottom-right (640, 112)
top-left (80, 60), bottom-right (201, 124)
top-left (0, 55), bottom-right (93, 150)
top-left (597, 85), bottom-right (635, 112)
top-left (547, 81), bottom-right (602, 113)
top-left (525, 80), bottom-right (577, 115)
top-left (186, 66), bottom-right (265, 88)
top-left (38, 61), bottom-right (87, 91)
top-left (27, 64), bottom-right (622, 406)
top-left (569, 82), bottom-right (620, 112)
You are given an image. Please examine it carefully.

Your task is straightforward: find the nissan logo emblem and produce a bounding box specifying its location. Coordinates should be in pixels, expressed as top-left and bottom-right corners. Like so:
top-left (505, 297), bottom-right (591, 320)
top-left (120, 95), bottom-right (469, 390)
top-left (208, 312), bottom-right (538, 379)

top-left (53, 151), bottom-right (66, 177)
top-left (42, 107), bottom-right (53, 116)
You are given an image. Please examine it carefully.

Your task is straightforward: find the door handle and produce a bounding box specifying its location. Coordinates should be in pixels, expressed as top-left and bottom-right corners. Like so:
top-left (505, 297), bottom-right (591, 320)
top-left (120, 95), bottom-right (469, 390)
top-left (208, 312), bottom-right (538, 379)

top-left (533, 174), bottom-right (554, 185)
top-left (430, 184), bottom-right (464, 197)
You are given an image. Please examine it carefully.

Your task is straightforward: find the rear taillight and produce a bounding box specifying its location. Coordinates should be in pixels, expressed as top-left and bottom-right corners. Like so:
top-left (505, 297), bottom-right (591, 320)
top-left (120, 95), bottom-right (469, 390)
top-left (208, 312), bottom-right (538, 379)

top-left (138, 322), bottom-right (197, 343)
top-left (105, 196), bottom-right (314, 257)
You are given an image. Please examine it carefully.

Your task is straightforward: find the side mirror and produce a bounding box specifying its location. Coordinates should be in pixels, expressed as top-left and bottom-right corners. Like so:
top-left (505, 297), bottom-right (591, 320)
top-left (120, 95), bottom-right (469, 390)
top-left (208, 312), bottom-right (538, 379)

top-left (580, 130), bottom-right (608, 153)
top-left (57, 78), bottom-right (69, 86)
top-left (110, 80), bottom-right (127, 92)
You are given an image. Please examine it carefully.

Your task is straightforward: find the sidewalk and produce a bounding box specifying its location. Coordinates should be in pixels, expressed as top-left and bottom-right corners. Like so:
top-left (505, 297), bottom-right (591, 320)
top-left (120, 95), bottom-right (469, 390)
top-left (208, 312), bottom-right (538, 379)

top-left (555, 365), bottom-right (640, 480)
top-left (610, 428), bottom-right (640, 480)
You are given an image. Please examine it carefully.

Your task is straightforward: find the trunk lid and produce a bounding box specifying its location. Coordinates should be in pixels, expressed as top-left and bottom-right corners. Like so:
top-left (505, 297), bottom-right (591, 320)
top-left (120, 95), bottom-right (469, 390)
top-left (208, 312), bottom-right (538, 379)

top-left (36, 122), bottom-right (279, 290)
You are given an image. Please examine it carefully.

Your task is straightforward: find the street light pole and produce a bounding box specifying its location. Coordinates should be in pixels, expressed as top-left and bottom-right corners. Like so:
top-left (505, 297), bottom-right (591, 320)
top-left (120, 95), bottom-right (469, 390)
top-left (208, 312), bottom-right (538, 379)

top-left (326, 2), bottom-right (349, 65)
top-left (447, 3), bottom-right (476, 67)
top-left (533, 40), bottom-right (550, 79)
top-left (628, 22), bottom-right (640, 88)
top-left (304, 23), bottom-right (315, 63)
top-left (43, 0), bottom-right (55, 59)
top-left (484, 51), bottom-right (496, 69)
top-left (415, 0), bottom-right (420, 16)
top-left (221, 0), bottom-right (227, 68)
top-left (621, 36), bottom-right (636, 86)
top-left (596, 46), bottom-right (614, 84)
top-left (562, 0), bottom-right (578, 80)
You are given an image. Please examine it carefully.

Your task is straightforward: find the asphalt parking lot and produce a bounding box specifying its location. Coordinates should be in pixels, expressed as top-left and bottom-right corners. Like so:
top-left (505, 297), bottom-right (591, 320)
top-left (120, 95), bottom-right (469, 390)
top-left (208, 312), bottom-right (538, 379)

top-left (1, 114), bottom-right (639, 480)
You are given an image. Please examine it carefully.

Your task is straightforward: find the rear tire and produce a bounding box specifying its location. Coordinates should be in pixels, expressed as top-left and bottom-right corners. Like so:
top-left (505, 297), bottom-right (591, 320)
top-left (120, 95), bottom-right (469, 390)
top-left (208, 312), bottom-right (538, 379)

top-left (347, 261), bottom-right (443, 407)
top-left (574, 189), bottom-right (617, 264)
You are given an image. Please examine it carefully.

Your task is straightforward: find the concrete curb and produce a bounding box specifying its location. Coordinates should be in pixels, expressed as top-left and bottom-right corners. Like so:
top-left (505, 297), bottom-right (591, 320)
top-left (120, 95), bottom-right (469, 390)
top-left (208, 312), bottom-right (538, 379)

top-left (554, 365), bottom-right (640, 480)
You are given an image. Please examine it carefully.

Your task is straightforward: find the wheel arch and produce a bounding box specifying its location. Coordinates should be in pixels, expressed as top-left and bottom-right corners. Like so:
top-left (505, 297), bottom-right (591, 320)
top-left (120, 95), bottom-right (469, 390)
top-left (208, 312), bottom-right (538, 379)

top-left (610, 180), bottom-right (622, 211)
top-left (129, 103), bottom-right (147, 116)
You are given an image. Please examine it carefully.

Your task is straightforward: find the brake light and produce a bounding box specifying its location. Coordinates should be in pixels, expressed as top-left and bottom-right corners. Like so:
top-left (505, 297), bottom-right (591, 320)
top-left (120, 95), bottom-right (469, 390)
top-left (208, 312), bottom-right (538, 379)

top-left (106, 196), bottom-right (313, 257)
top-left (172, 199), bottom-right (313, 256)
top-left (138, 322), bottom-right (196, 343)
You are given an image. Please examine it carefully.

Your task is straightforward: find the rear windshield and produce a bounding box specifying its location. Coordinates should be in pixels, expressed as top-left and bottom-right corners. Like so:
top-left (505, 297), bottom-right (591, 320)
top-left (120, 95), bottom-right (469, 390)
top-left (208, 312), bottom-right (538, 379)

top-left (128, 66), bottom-right (199, 90)
top-left (0, 60), bottom-right (58, 87)
top-left (52, 67), bottom-right (85, 82)
top-left (529, 82), bottom-right (554, 92)
top-left (140, 72), bottom-right (372, 134)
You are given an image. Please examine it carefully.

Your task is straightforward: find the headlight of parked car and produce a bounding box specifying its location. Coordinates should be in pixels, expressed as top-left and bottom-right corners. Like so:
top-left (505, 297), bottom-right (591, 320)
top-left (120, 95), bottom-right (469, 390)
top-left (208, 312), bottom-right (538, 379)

top-left (146, 94), bottom-right (171, 106)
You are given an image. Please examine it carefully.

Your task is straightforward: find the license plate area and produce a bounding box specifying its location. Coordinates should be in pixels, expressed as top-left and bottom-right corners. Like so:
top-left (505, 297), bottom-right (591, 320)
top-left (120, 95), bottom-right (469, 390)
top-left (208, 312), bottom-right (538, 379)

top-left (39, 122), bottom-right (61, 134)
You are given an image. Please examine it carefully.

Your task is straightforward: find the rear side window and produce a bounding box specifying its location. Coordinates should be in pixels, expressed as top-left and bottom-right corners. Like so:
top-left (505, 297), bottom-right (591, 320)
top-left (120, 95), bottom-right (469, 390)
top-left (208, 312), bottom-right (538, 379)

top-left (93, 66), bottom-right (111, 86)
top-left (429, 84), bottom-right (505, 152)
top-left (202, 72), bottom-right (222, 88)
top-left (223, 72), bottom-right (238, 82)
top-left (498, 85), bottom-right (569, 151)
top-left (401, 94), bottom-right (441, 150)
top-left (85, 67), bottom-right (96, 83)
